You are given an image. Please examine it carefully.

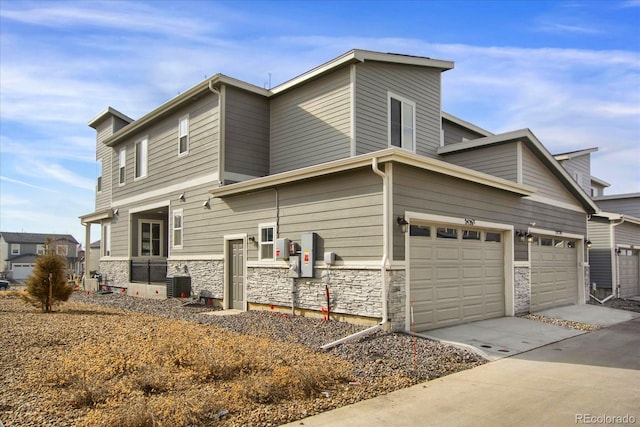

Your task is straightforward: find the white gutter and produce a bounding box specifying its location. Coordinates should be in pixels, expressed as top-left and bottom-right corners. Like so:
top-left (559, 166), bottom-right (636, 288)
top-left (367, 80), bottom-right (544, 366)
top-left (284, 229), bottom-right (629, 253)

top-left (321, 157), bottom-right (389, 350)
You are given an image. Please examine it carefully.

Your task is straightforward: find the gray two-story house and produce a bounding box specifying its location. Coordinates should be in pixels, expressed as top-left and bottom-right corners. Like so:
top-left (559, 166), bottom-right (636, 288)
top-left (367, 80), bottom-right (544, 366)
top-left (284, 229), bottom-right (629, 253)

top-left (80, 49), bottom-right (598, 332)
top-left (0, 232), bottom-right (80, 281)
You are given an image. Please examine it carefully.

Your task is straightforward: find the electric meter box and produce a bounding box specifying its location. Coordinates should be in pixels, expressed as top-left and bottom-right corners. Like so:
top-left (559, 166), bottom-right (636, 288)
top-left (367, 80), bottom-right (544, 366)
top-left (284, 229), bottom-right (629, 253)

top-left (288, 255), bottom-right (300, 278)
top-left (300, 232), bottom-right (316, 278)
top-left (275, 238), bottom-right (290, 260)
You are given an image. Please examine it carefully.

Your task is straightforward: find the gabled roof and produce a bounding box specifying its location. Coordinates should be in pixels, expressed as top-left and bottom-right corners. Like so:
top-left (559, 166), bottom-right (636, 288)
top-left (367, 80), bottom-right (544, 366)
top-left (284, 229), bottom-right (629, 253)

top-left (441, 112), bottom-right (494, 137)
top-left (95, 49), bottom-right (454, 147)
top-left (594, 211), bottom-right (640, 226)
top-left (271, 49), bottom-right (454, 95)
top-left (591, 176), bottom-right (611, 188)
top-left (0, 232), bottom-right (79, 244)
top-left (593, 192), bottom-right (640, 201)
top-left (553, 147), bottom-right (598, 161)
top-left (210, 147), bottom-right (534, 199)
top-left (436, 129), bottom-right (599, 214)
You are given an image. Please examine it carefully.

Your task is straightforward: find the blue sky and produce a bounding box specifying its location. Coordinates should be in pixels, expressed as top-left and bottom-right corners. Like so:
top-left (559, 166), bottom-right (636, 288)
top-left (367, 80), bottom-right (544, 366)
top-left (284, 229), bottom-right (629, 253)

top-left (1, 0), bottom-right (639, 247)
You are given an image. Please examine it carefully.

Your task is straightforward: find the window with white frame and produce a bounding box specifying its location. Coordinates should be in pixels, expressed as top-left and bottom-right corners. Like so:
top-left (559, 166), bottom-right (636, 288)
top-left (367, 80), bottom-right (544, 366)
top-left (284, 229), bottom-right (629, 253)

top-left (118, 148), bottom-right (126, 185)
top-left (178, 115), bottom-right (189, 155)
top-left (172, 209), bottom-right (183, 248)
top-left (258, 223), bottom-right (275, 261)
top-left (103, 223), bottom-right (111, 256)
top-left (139, 220), bottom-right (162, 257)
top-left (56, 245), bottom-right (68, 256)
top-left (97, 159), bottom-right (103, 192)
top-left (135, 137), bottom-right (148, 179)
top-left (388, 93), bottom-right (415, 152)
top-left (36, 244), bottom-right (45, 255)
top-left (10, 244), bottom-right (20, 255)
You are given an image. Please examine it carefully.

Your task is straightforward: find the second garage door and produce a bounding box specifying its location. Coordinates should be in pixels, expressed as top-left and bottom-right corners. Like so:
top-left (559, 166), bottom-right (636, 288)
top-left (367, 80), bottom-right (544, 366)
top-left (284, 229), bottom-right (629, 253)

top-left (619, 249), bottom-right (639, 298)
top-left (409, 223), bottom-right (505, 331)
top-left (530, 236), bottom-right (578, 311)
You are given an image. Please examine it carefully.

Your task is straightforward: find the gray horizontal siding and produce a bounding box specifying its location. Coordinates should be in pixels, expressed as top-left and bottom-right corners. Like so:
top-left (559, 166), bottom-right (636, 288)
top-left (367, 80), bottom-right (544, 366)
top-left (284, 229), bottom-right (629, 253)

top-left (355, 61), bottom-right (441, 158)
top-left (270, 67), bottom-right (351, 174)
top-left (558, 155), bottom-right (590, 193)
top-left (442, 119), bottom-right (485, 146)
top-left (441, 143), bottom-right (518, 182)
top-left (615, 222), bottom-right (640, 246)
top-left (224, 86), bottom-right (270, 178)
top-left (111, 93), bottom-right (219, 202)
top-left (95, 118), bottom-right (113, 212)
top-left (392, 163), bottom-right (587, 261)
top-left (596, 197), bottom-right (640, 217)
top-left (588, 218), bottom-right (613, 289)
top-left (522, 145), bottom-right (577, 204)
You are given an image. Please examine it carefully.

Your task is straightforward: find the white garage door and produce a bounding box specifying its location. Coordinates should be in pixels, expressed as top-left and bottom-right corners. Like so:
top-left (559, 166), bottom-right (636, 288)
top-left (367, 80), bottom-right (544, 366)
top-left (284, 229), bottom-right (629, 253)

top-left (12, 264), bottom-right (35, 280)
top-left (409, 223), bottom-right (505, 332)
top-left (531, 236), bottom-right (578, 311)
top-left (619, 249), bottom-right (639, 298)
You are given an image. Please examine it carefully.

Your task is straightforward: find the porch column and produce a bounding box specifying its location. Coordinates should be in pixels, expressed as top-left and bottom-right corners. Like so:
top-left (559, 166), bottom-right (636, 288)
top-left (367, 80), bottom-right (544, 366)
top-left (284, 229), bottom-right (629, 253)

top-left (84, 223), bottom-right (91, 289)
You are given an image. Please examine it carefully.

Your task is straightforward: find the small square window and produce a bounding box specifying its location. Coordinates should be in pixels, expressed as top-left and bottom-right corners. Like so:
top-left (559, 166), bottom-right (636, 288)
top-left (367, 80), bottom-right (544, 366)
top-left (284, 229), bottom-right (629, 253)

top-left (10, 244), bottom-right (20, 255)
top-left (56, 245), bottom-right (68, 256)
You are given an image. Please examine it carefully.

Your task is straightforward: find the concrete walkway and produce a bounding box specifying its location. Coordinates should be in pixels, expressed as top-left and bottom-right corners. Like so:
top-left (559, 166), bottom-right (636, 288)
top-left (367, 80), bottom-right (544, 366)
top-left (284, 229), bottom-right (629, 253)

top-left (281, 316), bottom-right (640, 427)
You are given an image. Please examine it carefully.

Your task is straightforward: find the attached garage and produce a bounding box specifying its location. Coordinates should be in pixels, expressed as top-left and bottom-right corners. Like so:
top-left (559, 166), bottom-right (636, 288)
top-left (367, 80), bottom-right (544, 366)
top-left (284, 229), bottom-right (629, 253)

top-left (408, 221), bottom-right (506, 331)
top-left (530, 236), bottom-right (578, 311)
top-left (618, 249), bottom-right (639, 298)
top-left (11, 263), bottom-right (35, 281)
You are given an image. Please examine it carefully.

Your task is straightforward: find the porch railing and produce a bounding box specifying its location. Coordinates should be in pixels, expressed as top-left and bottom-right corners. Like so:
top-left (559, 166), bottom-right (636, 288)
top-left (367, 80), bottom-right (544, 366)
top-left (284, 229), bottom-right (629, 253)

top-left (129, 259), bottom-right (167, 284)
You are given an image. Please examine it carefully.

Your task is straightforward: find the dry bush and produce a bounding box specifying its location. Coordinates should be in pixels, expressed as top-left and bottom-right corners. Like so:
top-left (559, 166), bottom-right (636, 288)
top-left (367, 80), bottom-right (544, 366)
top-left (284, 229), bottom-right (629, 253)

top-left (46, 316), bottom-right (352, 426)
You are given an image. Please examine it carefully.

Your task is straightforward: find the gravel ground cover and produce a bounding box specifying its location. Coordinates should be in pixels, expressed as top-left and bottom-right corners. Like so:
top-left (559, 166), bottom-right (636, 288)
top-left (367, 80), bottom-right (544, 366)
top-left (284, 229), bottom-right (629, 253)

top-left (602, 297), bottom-right (640, 313)
top-left (522, 314), bottom-right (600, 332)
top-left (0, 291), bottom-right (485, 426)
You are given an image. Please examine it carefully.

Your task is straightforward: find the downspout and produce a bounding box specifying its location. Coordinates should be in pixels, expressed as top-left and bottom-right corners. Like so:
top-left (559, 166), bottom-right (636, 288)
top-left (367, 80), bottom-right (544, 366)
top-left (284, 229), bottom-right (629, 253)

top-left (321, 157), bottom-right (389, 350)
top-left (611, 216), bottom-right (626, 298)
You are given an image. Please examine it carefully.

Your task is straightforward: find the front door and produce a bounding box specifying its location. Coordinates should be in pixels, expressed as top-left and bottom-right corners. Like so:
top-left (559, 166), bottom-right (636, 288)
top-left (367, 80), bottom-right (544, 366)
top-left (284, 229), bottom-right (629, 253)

top-left (228, 240), bottom-right (244, 310)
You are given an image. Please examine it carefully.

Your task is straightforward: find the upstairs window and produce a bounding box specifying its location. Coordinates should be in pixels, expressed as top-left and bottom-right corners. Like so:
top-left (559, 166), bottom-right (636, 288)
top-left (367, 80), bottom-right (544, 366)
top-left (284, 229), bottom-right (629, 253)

top-left (389, 93), bottom-right (415, 152)
top-left (118, 148), bottom-right (126, 185)
top-left (10, 244), bottom-right (20, 255)
top-left (36, 244), bottom-right (45, 255)
top-left (178, 115), bottom-right (189, 155)
top-left (97, 159), bottom-right (103, 192)
top-left (259, 223), bottom-right (275, 261)
top-left (56, 245), bottom-right (68, 256)
top-left (135, 138), bottom-right (148, 179)
top-left (172, 209), bottom-right (183, 248)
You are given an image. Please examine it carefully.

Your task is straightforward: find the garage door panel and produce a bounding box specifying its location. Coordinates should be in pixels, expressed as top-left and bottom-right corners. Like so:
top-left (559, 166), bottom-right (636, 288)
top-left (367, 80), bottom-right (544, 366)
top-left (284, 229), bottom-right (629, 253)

top-left (410, 222), bottom-right (505, 331)
top-left (531, 237), bottom-right (578, 311)
top-left (619, 251), bottom-right (639, 298)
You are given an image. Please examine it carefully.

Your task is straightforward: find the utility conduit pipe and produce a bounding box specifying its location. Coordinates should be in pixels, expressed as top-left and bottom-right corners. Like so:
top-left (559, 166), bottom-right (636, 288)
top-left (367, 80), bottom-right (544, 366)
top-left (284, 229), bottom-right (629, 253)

top-left (321, 157), bottom-right (389, 350)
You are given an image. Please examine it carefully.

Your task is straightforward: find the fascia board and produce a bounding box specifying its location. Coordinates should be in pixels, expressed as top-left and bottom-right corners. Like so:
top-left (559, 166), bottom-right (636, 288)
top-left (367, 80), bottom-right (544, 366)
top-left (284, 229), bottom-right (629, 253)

top-left (79, 209), bottom-right (114, 225)
top-left (594, 192), bottom-right (640, 201)
top-left (88, 107), bottom-right (134, 128)
top-left (210, 148), bottom-right (534, 198)
top-left (553, 147), bottom-right (598, 161)
top-left (590, 176), bottom-right (611, 188)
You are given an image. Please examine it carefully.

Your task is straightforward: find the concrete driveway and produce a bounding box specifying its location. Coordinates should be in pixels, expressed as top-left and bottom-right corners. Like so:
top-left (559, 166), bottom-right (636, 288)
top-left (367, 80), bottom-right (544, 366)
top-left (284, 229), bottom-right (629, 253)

top-left (419, 304), bottom-right (639, 360)
top-left (281, 315), bottom-right (640, 427)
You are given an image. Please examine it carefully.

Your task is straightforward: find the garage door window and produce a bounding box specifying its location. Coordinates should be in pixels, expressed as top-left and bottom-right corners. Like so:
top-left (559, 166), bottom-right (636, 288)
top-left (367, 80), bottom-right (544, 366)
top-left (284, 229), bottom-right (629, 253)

top-left (485, 232), bottom-right (501, 242)
top-left (567, 241), bottom-right (576, 249)
top-left (541, 237), bottom-right (553, 246)
top-left (554, 239), bottom-right (564, 248)
top-left (462, 230), bottom-right (481, 240)
top-left (437, 227), bottom-right (457, 239)
top-left (410, 225), bottom-right (431, 237)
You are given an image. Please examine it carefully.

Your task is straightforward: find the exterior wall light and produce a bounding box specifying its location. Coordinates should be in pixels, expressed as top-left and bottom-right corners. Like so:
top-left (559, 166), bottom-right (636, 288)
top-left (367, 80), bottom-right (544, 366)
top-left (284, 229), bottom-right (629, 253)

top-left (396, 216), bottom-right (409, 233)
top-left (516, 230), bottom-right (533, 243)
top-left (202, 198), bottom-right (210, 209)
top-left (585, 239), bottom-right (592, 249)
top-left (179, 193), bottom-right (185, 201)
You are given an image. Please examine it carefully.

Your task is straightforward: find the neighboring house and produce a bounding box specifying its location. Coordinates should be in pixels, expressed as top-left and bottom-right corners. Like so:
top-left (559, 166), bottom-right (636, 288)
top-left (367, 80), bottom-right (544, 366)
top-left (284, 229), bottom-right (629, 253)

top-left (0, 232), bottom-right (80, 281)
top-left (554, 149), bottom-right (640, 299)
top-left (80, 49), bottom-right (599, 332)
top-left (88, 240), bottom-right (101, 274)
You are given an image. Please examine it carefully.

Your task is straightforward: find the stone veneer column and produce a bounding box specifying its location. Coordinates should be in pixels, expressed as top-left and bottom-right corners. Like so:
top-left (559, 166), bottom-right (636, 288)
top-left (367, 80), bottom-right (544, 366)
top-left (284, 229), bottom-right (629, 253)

top-left (99, 260), bottom-right (129, 286)
top-left (514, 264), bottom-right (531, 315)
